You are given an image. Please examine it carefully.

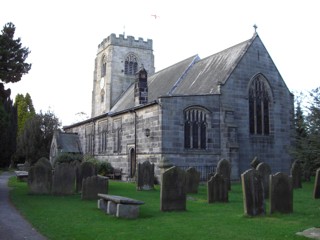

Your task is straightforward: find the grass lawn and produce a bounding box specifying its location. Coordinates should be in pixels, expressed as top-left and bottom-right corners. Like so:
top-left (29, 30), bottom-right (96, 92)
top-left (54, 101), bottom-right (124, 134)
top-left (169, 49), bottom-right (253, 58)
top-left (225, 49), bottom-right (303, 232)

top-left (8, 177), bottom-right (320, 240)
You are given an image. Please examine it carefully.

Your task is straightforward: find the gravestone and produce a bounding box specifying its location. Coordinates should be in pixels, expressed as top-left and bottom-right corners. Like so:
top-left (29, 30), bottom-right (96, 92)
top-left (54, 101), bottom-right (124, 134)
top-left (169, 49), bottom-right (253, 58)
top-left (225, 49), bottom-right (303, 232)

top-left (269, 172), bottom-right (293, 214)
top-left (52, 162), bottom-right (77, 195)
top-left (82, 175), bottom-right (108, 200)
top-left (76, 161), bottom-right (97, 192)
top-left (291, 160), bottom-right (302, 189)
top-left (256, 162), bottom-right (271, 199)
top-left (185, 167), bottom-right (200, 194)
top-left (241, 169), bottom-right (265, 216)
top-left (313, 168), bottom-right (320, 199)
top-left (160, 166), bottom-right (186, 211)
top-left (28, 157), bottom-right (52, 194)
top-left (137, 161), bottom-right (154, 191)
top-left (216, 159), bottom-right (231, 190)
top-left (250, 156), bottom-right (260, 169)
top-left (207, 173), bottom-right (228, 203)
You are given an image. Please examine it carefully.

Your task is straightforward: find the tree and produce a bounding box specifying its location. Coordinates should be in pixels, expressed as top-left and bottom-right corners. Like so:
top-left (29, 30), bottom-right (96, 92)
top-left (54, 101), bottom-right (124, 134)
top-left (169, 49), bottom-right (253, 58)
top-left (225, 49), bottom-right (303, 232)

top-left (14, 93), bottom-right (35, 135)
top-left (0, 84), bottom-right (17, 167)
top-left (16, 110), bottom-right (61, 165)
top-left (0, 22), bottom-right (31, 84)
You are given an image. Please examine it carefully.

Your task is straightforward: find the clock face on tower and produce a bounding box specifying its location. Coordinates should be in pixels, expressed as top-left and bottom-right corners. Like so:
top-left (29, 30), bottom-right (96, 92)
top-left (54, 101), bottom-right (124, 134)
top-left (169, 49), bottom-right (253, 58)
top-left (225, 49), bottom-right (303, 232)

top-left (100, 77), bottom-right (105, 89)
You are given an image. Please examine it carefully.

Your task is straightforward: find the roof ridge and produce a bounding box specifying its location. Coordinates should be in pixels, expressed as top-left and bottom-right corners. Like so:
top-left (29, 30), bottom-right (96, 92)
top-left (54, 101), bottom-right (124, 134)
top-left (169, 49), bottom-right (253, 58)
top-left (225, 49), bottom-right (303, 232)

top-left (167, 55), bottom-right (200, 96)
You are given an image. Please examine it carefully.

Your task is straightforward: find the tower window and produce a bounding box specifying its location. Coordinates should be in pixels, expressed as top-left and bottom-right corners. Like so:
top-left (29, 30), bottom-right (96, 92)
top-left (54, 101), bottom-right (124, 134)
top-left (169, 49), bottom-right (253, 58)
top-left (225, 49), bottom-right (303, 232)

top-left (101, 55), bottom-right (107, 77)
top-left (124, 54), bottom-right (138, 75)
top-left (249, 75), bottom-right (271, 135)
top-left (184, 108), bottom-right (207, 149)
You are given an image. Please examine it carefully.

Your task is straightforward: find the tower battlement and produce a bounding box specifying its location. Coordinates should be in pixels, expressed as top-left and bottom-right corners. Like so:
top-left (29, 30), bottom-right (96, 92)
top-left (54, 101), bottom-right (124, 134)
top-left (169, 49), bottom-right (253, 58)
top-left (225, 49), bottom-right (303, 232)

top-left (98, 33), bottom-right (153, 52)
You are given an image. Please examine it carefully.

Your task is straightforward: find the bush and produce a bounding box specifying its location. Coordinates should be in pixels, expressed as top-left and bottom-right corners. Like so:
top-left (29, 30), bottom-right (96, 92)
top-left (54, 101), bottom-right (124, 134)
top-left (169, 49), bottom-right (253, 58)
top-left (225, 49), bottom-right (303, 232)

top-left (83, 155), bottom-right (113, 176)
top-left (55, 153), bottom-right (83, 165)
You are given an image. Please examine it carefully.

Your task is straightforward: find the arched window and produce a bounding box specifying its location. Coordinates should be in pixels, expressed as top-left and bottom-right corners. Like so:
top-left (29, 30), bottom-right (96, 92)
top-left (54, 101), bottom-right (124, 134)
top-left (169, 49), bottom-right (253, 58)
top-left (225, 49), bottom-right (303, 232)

top-left (249, 74), bottom-right (271, 135)
top-left (124, 54), bottom-right (138, 75)
top-left (184, 108), bottom-right (207, 149)
top-left (101, 55), bottom-right (107, 77)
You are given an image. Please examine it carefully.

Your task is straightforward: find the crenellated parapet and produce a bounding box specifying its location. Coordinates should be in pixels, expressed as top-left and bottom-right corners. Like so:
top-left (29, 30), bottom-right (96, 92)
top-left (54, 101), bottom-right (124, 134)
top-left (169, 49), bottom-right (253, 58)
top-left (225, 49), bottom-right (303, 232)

top-left (98, 33), bottom-right (153, 52)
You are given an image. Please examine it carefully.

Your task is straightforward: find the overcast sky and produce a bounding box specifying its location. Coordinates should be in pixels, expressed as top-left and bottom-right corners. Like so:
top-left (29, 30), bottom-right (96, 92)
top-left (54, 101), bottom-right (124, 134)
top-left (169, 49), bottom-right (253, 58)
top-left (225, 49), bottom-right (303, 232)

top-left (1, 0), bottom-right (319, 126)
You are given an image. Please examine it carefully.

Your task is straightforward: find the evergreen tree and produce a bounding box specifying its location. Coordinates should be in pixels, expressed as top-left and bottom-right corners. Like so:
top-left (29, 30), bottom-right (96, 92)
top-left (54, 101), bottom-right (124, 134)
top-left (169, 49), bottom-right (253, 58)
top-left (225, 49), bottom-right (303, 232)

top-left (0, 22), bottom-right (31, 84)
top-left (14, 93), bottom-right (35, 135)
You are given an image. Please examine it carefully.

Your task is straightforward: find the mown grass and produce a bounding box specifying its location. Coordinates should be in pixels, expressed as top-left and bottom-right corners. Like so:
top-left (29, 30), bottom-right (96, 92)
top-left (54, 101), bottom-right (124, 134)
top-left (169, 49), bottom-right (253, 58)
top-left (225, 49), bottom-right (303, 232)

top-left (8, 178), bottom-right (320, 240)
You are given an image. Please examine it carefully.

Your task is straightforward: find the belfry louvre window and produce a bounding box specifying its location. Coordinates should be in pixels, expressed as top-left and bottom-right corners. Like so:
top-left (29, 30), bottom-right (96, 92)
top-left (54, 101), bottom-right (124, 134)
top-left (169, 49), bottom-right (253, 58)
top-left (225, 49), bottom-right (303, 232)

top-left (184, 108), bottom-right (207, 149)
top-left (124, 54), bottom-right (138, 75)
top-left (101, 56), bottom-right (106, 77)
top-left (249, 75), bottom-right (271, 135)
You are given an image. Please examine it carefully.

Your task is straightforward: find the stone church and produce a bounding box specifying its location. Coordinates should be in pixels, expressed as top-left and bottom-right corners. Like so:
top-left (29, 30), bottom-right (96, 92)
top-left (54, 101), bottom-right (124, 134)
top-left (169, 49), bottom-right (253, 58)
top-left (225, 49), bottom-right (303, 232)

top-left (61, 32), bottom-right (294, 181)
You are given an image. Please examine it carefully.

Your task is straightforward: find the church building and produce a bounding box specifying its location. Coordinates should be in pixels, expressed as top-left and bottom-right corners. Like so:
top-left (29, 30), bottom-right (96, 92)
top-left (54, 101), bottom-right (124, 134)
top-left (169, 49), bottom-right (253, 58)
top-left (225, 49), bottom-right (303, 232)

top-left (62, 32), bottom-right (294, 180)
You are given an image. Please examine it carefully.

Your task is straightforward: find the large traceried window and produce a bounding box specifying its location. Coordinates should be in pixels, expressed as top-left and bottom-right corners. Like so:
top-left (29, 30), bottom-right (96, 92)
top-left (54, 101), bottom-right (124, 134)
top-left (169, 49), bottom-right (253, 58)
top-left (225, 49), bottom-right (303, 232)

top-left (249, 74), bottom-right (271, 135)
top-left (124, 54), bottom-right (138, 75)
top-left (184, 108), bottom-right (207, 149)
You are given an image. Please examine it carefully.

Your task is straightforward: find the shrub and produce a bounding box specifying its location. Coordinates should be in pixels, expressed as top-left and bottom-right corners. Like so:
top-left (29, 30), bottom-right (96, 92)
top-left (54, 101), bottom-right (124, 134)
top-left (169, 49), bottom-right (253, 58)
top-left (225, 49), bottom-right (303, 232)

top-left (55, 153), bottom-right (83, 165)
top-left (83, 155), bottom-right (113, 176)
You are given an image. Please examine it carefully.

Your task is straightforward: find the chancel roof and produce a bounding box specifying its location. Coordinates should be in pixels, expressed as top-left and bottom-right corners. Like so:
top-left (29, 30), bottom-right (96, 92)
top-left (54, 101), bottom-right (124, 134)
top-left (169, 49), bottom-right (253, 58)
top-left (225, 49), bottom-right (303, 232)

top-left (110, 35), bottom-right (255, 113)
top-left (56, 131), bottom-right (81, 153)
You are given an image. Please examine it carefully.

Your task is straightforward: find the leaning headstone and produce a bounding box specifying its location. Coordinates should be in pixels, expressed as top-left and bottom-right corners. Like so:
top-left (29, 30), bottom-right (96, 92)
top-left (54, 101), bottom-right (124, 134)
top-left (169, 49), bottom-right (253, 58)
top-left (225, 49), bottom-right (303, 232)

top-left (76, 161), bottom-right (97, 192)
top-left (256, 162), bottom-right (271, 199)
top-left (52, 162), bottom-right (77, 195)
top-left (313, 168), bottom-right (320, 199)
top-left (291, 160), bottom-right (302, 189)
top-left (207, 173), bottom-right (228, 203)
top-left (269, 172), bottom-right (293, 214)
top-left (241, 169), bottom-right (265, 216)
top-left (185, 167), bottom-right (200, 194)
top-left (137, 161), bottom-right (155, 191)
top-left (28, 157), bottom-right (52, 194)
top-left (160, 166), bottom-right (186, 211)
top-left (216, 159), bottom-right (231, 190)
top-left (250, 156), bottom-right (260, 169)
top-left (82, 175), bottom-right (108, 200)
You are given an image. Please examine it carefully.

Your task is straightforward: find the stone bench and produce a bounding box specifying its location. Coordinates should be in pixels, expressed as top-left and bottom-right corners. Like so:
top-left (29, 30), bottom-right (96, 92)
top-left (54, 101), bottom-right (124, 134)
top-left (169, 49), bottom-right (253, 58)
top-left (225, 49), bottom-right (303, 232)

top-left (97, 193), bottom-right (144, 219)
top-left (14, 171), bottom-right (28, 182)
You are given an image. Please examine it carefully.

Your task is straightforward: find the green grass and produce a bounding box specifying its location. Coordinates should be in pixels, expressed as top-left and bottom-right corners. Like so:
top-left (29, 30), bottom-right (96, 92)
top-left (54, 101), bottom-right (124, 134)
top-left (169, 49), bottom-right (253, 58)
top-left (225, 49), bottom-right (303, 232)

top-left (8, 178), bottom-right (320, 240)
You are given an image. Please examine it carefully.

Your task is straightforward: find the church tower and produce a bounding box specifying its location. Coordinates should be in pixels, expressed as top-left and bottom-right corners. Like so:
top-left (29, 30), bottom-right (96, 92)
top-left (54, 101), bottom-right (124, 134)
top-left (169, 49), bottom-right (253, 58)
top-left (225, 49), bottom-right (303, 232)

top-left (91, 34), bottom-right (154, 117)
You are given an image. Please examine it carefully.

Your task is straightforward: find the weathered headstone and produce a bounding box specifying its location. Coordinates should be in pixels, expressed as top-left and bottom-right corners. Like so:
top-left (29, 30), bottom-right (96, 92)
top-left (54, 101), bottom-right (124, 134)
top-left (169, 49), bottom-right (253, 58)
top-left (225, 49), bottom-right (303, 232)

top-left (76, 161), bottom-right (97, 192)
top-left (313, 168), bottom-right (320, 199)
top-left (269, 172), bottom-right (293, 214)
top-left (291, 160), bottom-right (302, 189)
top-left (256, 162), bottom-right (271, 199)
top-left (137, 161), bottom-right (154, 191)
top-left (28, 157), bottom-right (52, 194)
top-left (160, 166), bottom-right (186, 211)
top-left (52, 162), bottom-right (77, 195)
top-left (207, 173), bottom-right (228, 203)
top-left (185, 167), bottom-right (200, 194)
top-left (241, 169), bottom-right (265, 216)
top-left (250, 156), bottom-right (260, 169)
top-left (216, 159), bottom-right (231, 190)
top-left (82, 175), bottom-right (108, 200)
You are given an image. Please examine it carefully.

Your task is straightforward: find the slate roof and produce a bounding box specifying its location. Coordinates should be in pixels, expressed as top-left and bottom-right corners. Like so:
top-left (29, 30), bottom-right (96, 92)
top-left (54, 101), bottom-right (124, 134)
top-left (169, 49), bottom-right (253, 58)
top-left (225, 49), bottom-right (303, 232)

top-left (56, 131), bottom-right (82, 153)
top-left (110, 35), bottom-right (255, 113)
